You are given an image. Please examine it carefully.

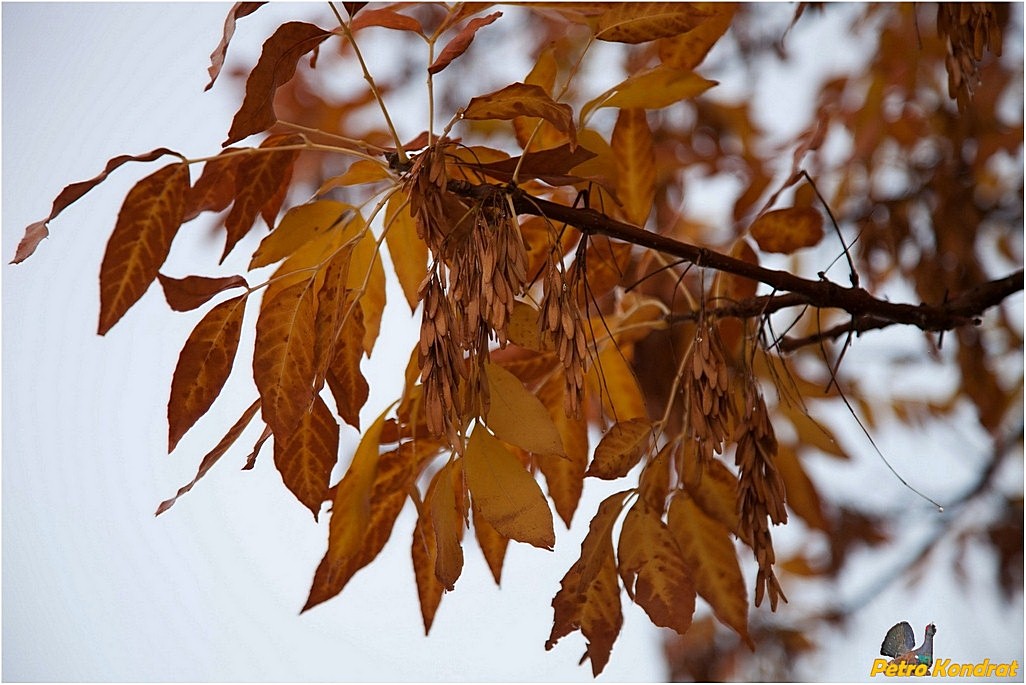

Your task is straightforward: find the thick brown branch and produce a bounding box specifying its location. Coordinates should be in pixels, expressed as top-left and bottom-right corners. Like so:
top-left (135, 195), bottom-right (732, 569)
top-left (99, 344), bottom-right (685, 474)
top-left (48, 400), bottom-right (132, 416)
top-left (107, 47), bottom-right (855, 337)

top-left (455, 183), bottom-right (1025, 338)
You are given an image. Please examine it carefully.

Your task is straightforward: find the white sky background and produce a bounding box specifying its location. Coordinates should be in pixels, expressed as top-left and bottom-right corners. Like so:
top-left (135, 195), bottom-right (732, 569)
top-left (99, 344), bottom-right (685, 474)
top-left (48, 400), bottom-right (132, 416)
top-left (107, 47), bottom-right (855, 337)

top-left (2, 2), bottom-right (1023, 683)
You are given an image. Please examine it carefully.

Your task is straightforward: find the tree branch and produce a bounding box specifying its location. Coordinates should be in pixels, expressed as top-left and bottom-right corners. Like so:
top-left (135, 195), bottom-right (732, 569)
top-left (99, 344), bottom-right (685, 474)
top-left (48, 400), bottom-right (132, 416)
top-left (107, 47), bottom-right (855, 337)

top-left (453, 182), bottom-right (1024, 340)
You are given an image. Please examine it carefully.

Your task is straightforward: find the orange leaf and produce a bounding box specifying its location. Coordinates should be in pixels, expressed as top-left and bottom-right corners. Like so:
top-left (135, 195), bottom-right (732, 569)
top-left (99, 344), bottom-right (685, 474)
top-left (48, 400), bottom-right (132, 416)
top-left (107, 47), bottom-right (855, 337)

top-left (325, 302), bottom-right (368, 431)
top-left (222, 134), bottom-right (303, 261)
top-left (98, 162), bottom-right (190, 335)
top-left (657, 3), bottom-right (736, 70)
top-left (463, 82), bottom-right (576, 140)
top-left (427, 11), bottom-right (502, 75)
top-left (668, 492), bottom-right (752, 646)
top-left (168, 294), bottom-right (248, 452)
top-left (749, 206), bottom-right (824, 254)
top-left (155, 399), bottom-right (260, 516)
top-left (588, 419), bottom-right (653, 480)
top-left (316, 160), bottom-right (391, 194)
top-left (157, 273), bottom-right (248, 312)
top-left (347, 226), bottom-right (386, 357)
top-left (302, 408), bottom-right (388, 611)
top-left (484, 362), bottom-right (565, 455)
top-left (429, 459), bottom-right (465, 590)
top-left (595, 3), bottom-right (713, 43)
top-left (472, 506), bottom-right (510, 585)
top-left (253, 278), bottom-right (317, 440)
top-left (412, 482), bottom-right (445, 633)
top-left (680, 454), bottom-right (744, 542)
top-left (274, 395), bottom-right (339, 519)
top-left (183, 149), bottom-right (242, 222)
top-left (351, 7), bottom-right (424, 34)
top-left (384, 194), bottom-right (428, 312)
top-left (536, 372), bottom-right (588, 527)
top-left (465, 424), bottom-right (555, 549)
top-left (546, 490), bottom-right (629, 677)
top-left (776, 444), bottom-right (829, 532)
top-left (12, 147), bottom-right (181, 264)
top-left (637, 442), bottom-right (673, 509)
top-left (225, 22), bottom-right (333, 145)
top-left (612, 108), bottom-right (656, 226)
top-left (205, 3), bottom-right (266, 91)
top-left (617, 499), bottom-right (696, 635)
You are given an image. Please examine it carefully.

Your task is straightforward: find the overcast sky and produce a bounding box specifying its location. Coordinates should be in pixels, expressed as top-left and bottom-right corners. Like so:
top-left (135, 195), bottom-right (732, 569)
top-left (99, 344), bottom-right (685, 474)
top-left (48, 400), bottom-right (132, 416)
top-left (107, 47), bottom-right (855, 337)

top-left (3, 3), bottom-right (1022, 683)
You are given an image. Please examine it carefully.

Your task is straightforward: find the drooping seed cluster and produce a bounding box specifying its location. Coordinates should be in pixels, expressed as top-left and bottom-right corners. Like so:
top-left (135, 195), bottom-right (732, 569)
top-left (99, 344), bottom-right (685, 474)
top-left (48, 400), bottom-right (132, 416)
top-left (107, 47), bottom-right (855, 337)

top-left (734, 388), bottom-right (788, 611)
top-left (404, 144), bottom-right (529, 443)
top-left (936, 3), bottom-right (1005, 108)
top-left (540, 259), bottom-right (587, 419)
top-left (682, 324), bottom-right (734, 463)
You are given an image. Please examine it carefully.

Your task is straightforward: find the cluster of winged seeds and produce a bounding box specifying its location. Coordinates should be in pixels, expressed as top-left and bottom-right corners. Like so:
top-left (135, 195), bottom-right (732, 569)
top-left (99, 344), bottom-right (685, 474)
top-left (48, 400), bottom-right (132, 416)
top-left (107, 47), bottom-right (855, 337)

top-left (937, 3), bottom-right (1005, 107)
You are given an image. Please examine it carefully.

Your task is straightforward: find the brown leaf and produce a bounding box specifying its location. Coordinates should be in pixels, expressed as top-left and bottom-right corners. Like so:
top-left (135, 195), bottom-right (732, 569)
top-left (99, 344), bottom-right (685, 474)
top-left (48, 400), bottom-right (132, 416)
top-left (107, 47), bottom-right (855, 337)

top-left (168, 294), bottom-right (248, 452)
top-left (155, 399), bottom-right (260, 516)
top-left (413, 481), bottom-right (445, 633)
top-left (302, 409), bottom-right (387, 611)
top-left (430, 459), bottom-right (465, 590)
top-left (205, 3), bottom-right (266, 91)
top-left (657, 3), bottom-right (736, 70)
top-left (464, 424), bottom-right (555, 549)
top-left (668, 492), bottom-right (752, 647)
top-left (274, 395), bottom-right (339, 519)
top-left (680, 453), bottom-right (745, 543)
top-left (472, 505), bottom-right (510, 584)
top-left (546, 490), bottom-right (629, 677)
top-left (468, 143), bottom-right (597, 185)
top-left (225, 22), bottom-right (334, 145)
top-left (325, 302), bottom-right (369, 431)
top-left (253, 278), bottom-right (317, 440)
top-left (351, 7), bottom-right (424, 34)
top-left (463, 83), bottom-right (576, 140)
top-left (98, 162), bottom-right (191, 335)
top-left (157, 273), bottom-right (249, 312)
top-left (384, 194), bottom-right (428, 312)
top-left (484, 362), bottom-right (566, 455)
top-left (535, 372), bottom-right (588, 527)
top-left (12, 147), bottom-right (180, 264)
top-left (223, 134), bottom-right (303, 261)
top-left (617, 499), bottom-right (696, 635)
top-left (612, 108), bottom-right (656, 226)
top-left (588, 419), bottom-right (653, 479)
top-left (183, 149), bottom-right (243, 222)
top-left (427, 11), bottom-right (502, 75)
top-left (749, 206), bottom-right (824, 254)
top-left (595, 3), bottom-right (712, 43)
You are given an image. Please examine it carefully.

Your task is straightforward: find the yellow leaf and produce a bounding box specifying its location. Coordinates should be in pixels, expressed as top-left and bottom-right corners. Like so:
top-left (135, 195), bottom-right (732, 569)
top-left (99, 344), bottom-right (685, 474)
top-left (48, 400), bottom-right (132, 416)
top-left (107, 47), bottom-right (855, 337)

top-left (612, 109), bottom-right (656, 226)
top-left (250, 200), bottom-right (354, 269)
top-left (430, 459), bottom-right (465, 590)
top-left (465, 424), bottom-right (555, 550)
top-left (595, 2), bottom-right (713, 43)
top-left (617, 499), bottom-right (696, 635)
top-left (582, 65), bottom-right (716, 121)
top-left (507, 300), bottom-right (553, 352)
top-left (484, 362), bottom-right (566, 455)
top-left (546, 490), bottom-right (629, 677)
top-left (749, 206), bottom-right (824, 254)
top-left (347, 225), bottom-right (386, 356)
top-left (587, 341), bottom-right (648, 421)
top-left (384, 194), bottom-right (428, 312)
top-left (679, 453), bottom-right (746, 543)
top-left (315, 159), bottom-right (391, 194)
top-left (587, 418), bottom-right (653, 479)
top-left (668, 492), bottom-right (751, 647)
top-left (273, 395), bottom-right (339, 519)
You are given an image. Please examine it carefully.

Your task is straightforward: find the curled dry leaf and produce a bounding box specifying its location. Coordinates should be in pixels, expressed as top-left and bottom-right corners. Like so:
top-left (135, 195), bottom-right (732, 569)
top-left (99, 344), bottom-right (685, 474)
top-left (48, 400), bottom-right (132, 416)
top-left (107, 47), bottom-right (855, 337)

top-left (350, 7), bottom-right (423, 34)
top-left (157, 273), bottom-right (249, 312)
top-left (205, 2), bottom-right (266, 91)
top-left (749, 206), bottom-right (825, 254)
